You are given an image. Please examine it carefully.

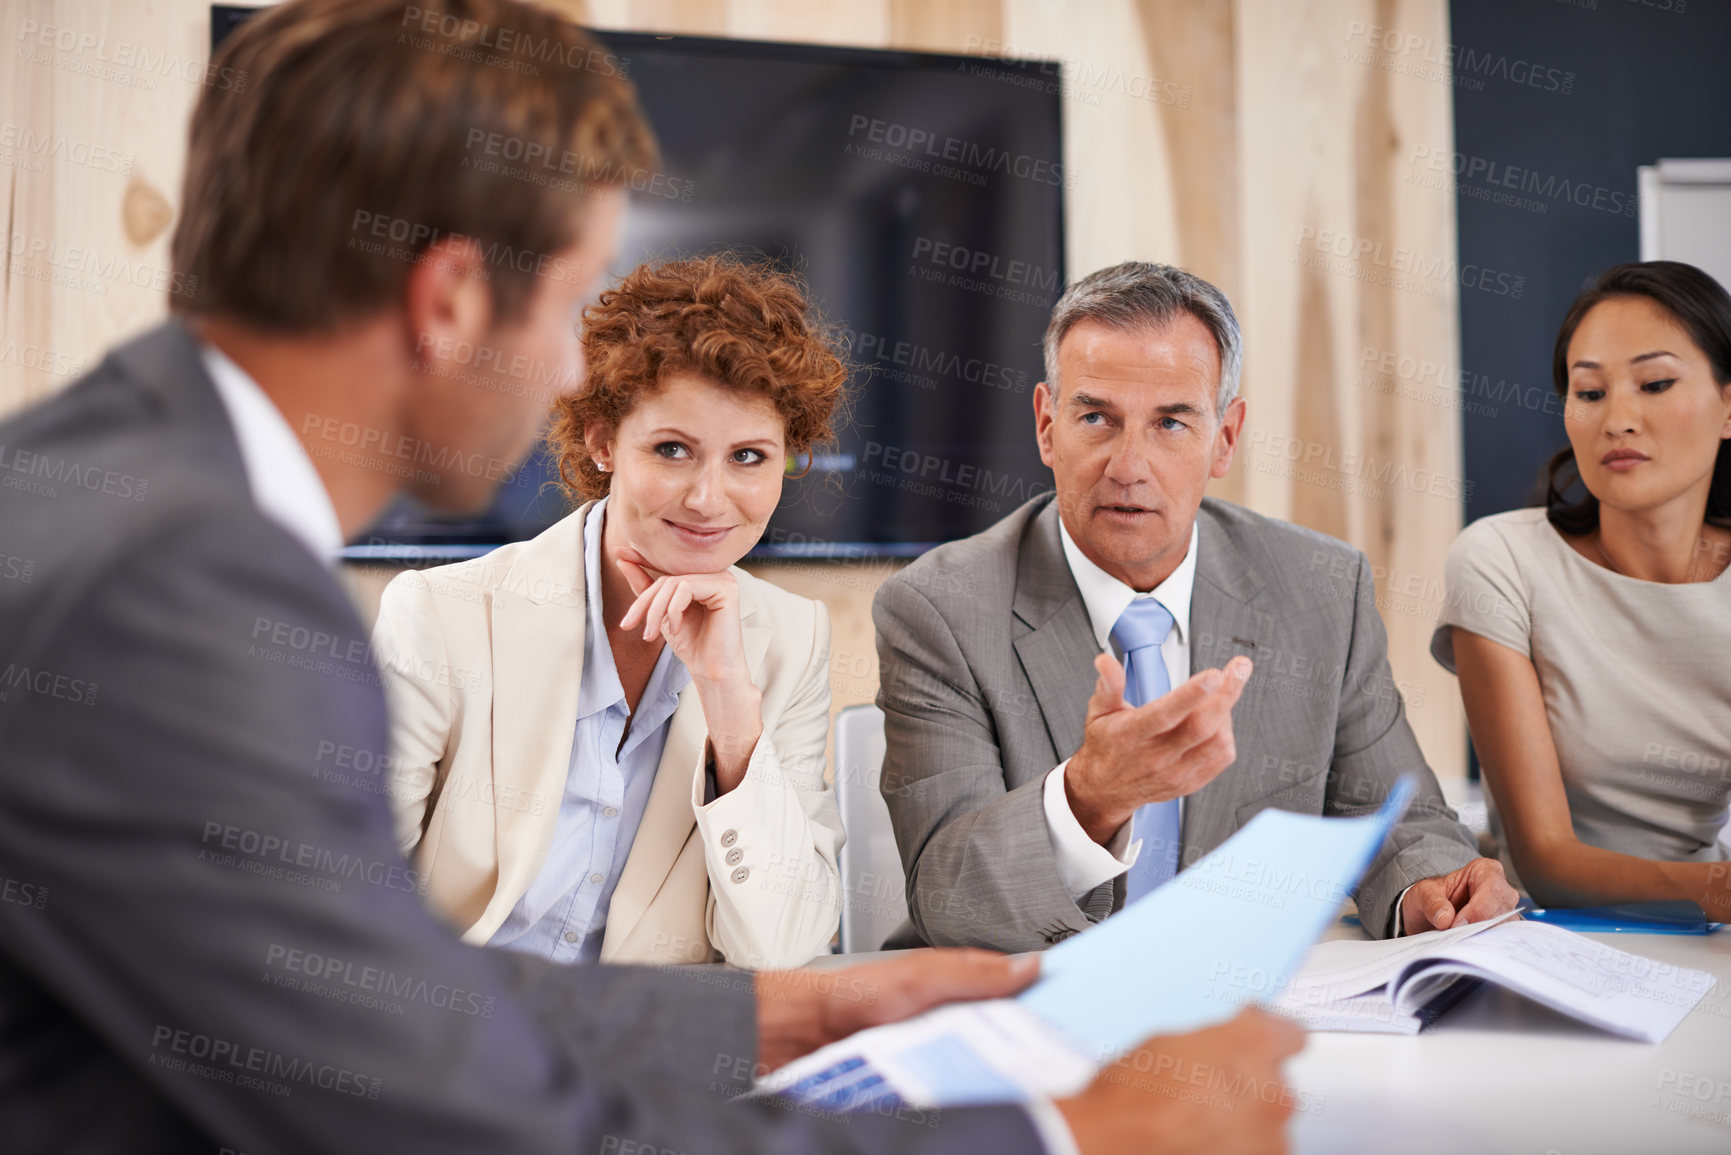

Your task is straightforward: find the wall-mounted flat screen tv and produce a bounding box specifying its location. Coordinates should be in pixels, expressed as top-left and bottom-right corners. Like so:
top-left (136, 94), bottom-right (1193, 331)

top-left (212, 8), bottom-right (1064, 559)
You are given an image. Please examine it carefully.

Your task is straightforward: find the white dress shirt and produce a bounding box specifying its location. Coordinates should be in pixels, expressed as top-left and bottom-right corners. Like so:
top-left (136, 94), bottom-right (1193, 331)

top-left (1042, 519), bottom-right (1199, 900)
top-left (200, 344), bottom-right (344, 564)
top-left (1019, 519), bottom-right (1203, 1155)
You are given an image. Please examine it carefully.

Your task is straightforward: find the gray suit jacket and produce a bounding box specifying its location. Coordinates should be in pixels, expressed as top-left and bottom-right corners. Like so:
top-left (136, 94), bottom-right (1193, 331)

top-left (875, 493), bottom-right (1478, 951)
top-left (0, 322), bottom-right (1040, 1155)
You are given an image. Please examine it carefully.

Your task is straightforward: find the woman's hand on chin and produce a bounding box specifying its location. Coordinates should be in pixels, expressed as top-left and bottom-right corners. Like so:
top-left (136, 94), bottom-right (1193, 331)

top-left (615, 544), bottom-right (763, 790)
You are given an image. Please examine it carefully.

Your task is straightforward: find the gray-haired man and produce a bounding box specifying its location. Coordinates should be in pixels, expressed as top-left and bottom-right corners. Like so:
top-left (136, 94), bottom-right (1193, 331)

top-left (875, 261), bottom-right (1517, 950)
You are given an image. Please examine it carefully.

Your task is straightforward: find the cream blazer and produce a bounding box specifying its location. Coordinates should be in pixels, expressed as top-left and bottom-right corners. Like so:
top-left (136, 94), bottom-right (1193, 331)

top-left (370, 502), bottom-right (843, 968)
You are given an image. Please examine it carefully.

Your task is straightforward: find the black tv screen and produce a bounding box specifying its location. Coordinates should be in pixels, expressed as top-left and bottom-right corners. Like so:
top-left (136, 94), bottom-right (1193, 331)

top-left (212, 9), bottom-right (1064, 560)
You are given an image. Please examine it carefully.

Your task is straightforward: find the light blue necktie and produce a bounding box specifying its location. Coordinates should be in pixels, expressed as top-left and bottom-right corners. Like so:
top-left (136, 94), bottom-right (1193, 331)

top-left (1111, 598), bottom-right (1180, 902)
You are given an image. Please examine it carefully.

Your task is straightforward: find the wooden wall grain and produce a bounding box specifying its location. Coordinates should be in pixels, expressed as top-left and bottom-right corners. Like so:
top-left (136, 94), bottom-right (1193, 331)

top-left (0, 0), bottom-right (1467, 778)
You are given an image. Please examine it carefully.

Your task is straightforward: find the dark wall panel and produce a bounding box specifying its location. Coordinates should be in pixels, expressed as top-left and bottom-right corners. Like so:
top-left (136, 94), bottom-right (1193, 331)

top-left (1451, 0), bottom-right (1731, 524)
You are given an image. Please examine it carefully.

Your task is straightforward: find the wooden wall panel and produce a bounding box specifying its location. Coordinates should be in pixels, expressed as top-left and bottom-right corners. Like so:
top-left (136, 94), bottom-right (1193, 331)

top-left (725, 1), bottom-right (888, 46)
top-left (1, 0), bottom-right (210, 408)
top-left (887, 0), bottom-right (1000, 52)
top-left (1133, 0), bottom-right (1242, 505)
top-left (1005, 0), bottom-right (1181, 290)
top-left (2, 0), bottom-right (1467, 778)
top-left (1368, 0), bottom-right (1466, 779)
top-left (587, 0), bottom-right (723, 35)
top-left (1236, 0), bottom-right (1464, 776)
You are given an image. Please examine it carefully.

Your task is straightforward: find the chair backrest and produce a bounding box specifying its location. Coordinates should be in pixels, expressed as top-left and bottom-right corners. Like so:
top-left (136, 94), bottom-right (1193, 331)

top-left (833, 704), bottom-right (909, 954)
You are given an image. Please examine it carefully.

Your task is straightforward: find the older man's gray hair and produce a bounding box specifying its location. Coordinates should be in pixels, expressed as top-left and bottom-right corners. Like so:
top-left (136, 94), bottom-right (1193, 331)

top-left (1041, 261), bottom-right (1243, 416)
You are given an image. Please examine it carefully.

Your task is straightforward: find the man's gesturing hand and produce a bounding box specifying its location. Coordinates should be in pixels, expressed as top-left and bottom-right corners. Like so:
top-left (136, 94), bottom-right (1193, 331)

top-left (1066, 654), bottom-right (1254, 844)
top-left (754, 949), bottom-right (1040, 1074)
top-left (1398, 857), bottom-right (1520, 936)
top-left (1057, 1007), bottom-right (1306, 1155)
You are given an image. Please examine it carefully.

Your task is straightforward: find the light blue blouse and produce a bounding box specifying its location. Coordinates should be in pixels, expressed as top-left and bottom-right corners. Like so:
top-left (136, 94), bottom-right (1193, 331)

top-left (487, 498), bottom-right (691, 962)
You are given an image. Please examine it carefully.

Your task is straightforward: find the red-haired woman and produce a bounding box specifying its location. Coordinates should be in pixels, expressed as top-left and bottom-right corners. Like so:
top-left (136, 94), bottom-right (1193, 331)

top-left (373, 255), bottom-right (847, 968)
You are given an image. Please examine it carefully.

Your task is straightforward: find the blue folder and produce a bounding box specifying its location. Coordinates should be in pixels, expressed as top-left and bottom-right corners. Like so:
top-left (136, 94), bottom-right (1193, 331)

top-left (1521, 899), bottom-right (1722, 935)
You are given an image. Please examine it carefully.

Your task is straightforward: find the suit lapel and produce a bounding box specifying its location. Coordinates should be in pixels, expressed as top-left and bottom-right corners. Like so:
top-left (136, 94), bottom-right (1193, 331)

top-left (1012, 500), bottom-right (1099, 764)
top-left (601, 567), bottom-right (771, 954)
top-left (1180, 502), bottom-right (1275, 865)
top-left (735, 574), bottom-right (774, 685)
top-left (481, 506), bottom-right (590, 936)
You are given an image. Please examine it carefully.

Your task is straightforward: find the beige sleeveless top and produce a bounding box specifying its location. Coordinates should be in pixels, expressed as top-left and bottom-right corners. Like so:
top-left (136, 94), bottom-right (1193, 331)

top-left (1433, 507), bottom-right (1731, 866)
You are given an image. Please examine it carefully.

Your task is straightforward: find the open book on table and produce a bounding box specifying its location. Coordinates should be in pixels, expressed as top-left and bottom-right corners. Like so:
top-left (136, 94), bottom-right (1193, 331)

top-left (1274, 912), bottom-right (1715, 1042)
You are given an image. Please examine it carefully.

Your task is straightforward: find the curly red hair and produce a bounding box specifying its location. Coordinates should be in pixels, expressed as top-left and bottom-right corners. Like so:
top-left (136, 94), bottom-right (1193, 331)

top-left (549, 254), bottom-right (847, 500)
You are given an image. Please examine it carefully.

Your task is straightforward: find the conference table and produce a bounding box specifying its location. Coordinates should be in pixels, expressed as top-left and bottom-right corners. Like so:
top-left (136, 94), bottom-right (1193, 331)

top-left (813, 919), bottom-right (1731, 1155)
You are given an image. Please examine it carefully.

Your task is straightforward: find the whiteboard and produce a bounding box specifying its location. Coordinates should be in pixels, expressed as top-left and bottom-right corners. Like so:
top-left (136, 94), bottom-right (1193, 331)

top-left (1638, 159), bottom-right (1731, 294)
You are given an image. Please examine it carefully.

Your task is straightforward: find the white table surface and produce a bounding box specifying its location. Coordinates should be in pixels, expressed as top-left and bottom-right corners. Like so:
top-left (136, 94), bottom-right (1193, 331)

top-left (815, 919), bottom-right (1731, 1155)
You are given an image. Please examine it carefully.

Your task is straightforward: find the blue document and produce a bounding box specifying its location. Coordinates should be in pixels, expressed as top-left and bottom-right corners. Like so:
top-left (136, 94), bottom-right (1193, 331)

top-left (753, 777), bottom-right (1415, 1109)
top-left (1019, 776), bottom-right (1416, 1057)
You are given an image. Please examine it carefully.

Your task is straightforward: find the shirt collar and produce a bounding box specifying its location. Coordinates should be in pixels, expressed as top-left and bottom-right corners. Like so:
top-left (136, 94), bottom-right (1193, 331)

top-left (1058, 515), bottom-right (1199, 654)
top-left (579, 497), bottom-right (690, 721)
top-left (199, 344), bottom-right (344, 565)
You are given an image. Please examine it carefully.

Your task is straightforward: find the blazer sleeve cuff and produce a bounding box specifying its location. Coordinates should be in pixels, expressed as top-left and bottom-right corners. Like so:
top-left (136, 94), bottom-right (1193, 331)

top-left (1389, 883), bottom-right (1415, 937)
top-left (1357, 845), bottom-right (1476, 940)
top-left (689, 731), bottom-right (841, 966)
top-left (689, 730), bottom-right (824, 819)
top-left (1044, 762), bottom-right (1135, 901)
